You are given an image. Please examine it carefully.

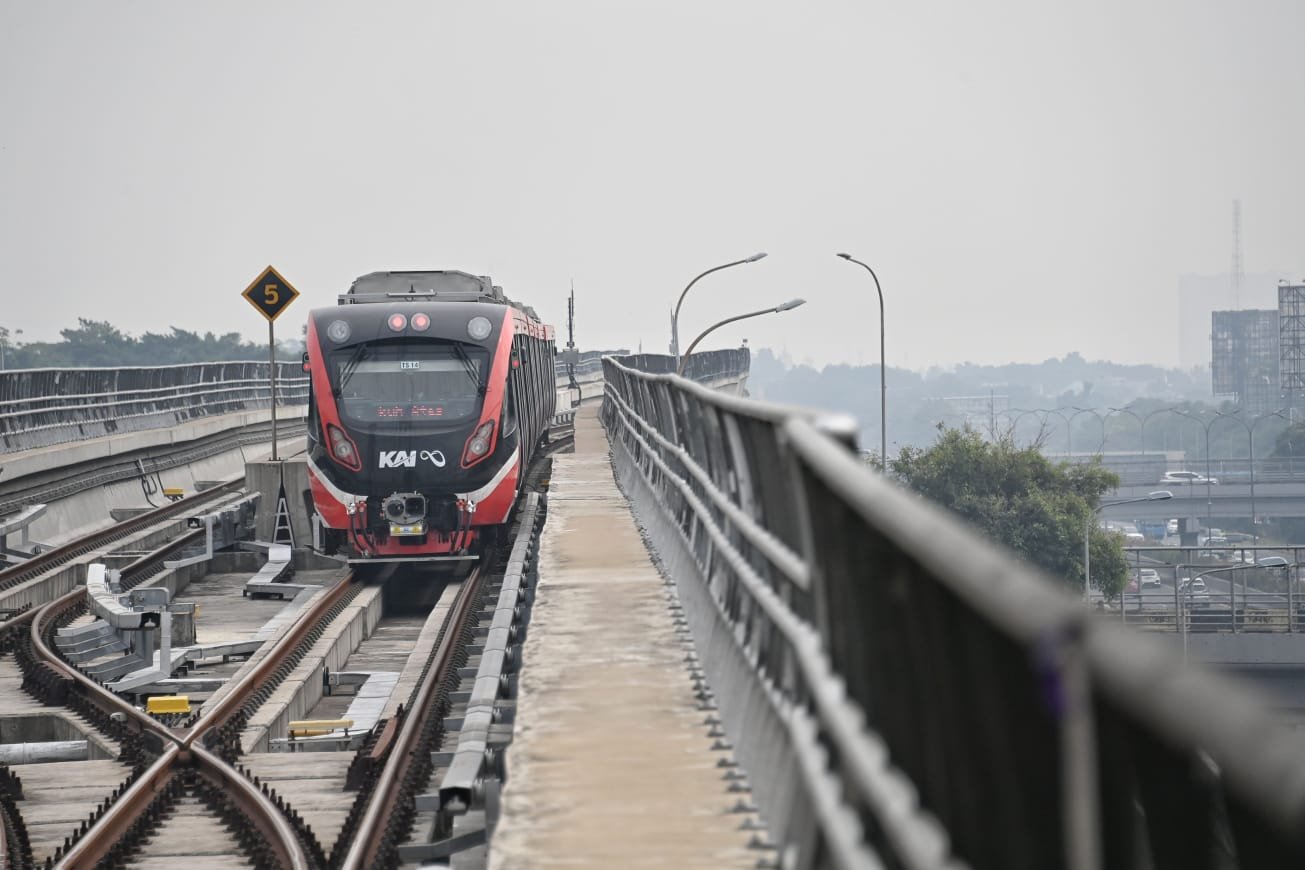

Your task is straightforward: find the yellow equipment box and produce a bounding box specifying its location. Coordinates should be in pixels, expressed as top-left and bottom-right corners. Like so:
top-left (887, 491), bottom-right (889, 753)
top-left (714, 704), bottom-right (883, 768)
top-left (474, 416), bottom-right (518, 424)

top-left (147, 695), bottom-right (191, 714)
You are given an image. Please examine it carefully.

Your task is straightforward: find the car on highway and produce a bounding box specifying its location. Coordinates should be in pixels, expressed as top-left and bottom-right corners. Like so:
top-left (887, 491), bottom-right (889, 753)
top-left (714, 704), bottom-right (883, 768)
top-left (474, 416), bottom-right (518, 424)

top-left (1137, 568), bottom-right (1161, 588)
top-left (1178, 576), bottom-right (1210, 603)
top-left (1160, 470), bottom-right (1219, 485)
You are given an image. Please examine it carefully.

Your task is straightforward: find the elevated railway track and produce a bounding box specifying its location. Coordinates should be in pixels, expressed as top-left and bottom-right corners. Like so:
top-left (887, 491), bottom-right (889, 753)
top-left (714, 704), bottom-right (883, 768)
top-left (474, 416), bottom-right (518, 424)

top-left (0, 438), bottom-right (555, 867)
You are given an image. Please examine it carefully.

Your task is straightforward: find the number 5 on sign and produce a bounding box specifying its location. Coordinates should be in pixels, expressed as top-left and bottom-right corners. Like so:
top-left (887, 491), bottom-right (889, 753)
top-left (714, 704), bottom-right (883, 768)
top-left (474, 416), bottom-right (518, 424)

top-left (242, 266), bottom-right (299, 322)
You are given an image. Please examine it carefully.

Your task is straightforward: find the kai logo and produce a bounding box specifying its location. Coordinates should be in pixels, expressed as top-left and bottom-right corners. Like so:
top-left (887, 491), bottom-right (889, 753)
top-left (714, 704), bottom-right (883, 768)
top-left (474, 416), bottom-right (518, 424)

top-left (378, 450), bottom-right (417, 469)
top-left (378, 449), bottom-right (446, 469)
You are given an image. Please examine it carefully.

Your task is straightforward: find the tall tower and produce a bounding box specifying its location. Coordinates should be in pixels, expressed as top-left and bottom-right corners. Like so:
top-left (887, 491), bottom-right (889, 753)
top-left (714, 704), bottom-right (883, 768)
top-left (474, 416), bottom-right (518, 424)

top-left (1231, 199), bottom-right (1244, 309)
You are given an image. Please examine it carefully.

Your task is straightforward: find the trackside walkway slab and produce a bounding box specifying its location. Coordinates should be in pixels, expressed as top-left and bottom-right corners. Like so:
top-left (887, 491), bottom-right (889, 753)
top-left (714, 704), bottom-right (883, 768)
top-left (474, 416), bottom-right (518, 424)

top-left (492, 404), bottom-right (756, 869)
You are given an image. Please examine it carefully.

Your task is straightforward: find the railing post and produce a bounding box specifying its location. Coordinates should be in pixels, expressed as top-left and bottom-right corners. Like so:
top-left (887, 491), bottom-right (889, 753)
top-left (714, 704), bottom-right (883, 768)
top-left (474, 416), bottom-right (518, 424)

top-left (1292, 561), bottom-right (1297, 633)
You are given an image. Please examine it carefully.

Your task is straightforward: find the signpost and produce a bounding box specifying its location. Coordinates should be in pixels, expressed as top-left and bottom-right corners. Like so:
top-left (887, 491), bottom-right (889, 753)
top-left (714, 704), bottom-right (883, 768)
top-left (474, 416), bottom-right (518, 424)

top-left (241, 265), bottom-right (300, 461)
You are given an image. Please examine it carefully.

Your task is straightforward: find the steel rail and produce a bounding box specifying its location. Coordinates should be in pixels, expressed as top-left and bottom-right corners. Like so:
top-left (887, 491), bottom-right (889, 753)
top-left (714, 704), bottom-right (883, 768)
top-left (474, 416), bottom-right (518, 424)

top-left (27, 539), bottom-right (356, 867)
top-left (186, 570), bottom-right (357, 738)
top-left (0, 476), bottom-right (245, 594)
top-left (0, 784), bottom-right (8, 870)
top-left (30, 586), bottom-right (186, 751)
top-left (29, 525), bottom-right (311, 868)
top-left (49, 577), bottom-right (346, 868)
top-left (54, 747), bottom-right (184, 870)
top-left (341, 568), bottom-right (484, 868)
top-left (192, 743), bottom-right (312, 869)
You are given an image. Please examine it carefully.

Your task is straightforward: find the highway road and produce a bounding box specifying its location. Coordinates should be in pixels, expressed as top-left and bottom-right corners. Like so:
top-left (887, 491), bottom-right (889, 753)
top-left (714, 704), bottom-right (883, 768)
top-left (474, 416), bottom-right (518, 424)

top-left (1102, 481), bottom-right (1305, 521)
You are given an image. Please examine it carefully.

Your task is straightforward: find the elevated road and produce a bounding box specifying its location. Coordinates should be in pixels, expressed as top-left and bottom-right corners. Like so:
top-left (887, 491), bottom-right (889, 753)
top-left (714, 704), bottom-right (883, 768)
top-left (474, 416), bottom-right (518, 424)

top-left (1104, 481), bottom-right (1305, 520)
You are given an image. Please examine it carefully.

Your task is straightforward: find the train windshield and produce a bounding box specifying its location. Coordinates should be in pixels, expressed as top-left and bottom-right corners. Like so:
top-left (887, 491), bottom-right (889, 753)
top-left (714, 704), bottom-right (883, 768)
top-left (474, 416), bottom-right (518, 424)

top-left (332, 343), bottom-right (487, 426)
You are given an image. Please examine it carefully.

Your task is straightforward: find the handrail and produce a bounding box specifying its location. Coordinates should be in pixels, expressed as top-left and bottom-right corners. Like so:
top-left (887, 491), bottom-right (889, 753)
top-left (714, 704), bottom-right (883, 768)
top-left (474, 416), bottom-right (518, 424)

top-left (601, 354), bottom-right (1305, 869)
top-left (0, 361), bottom-right (307, 454)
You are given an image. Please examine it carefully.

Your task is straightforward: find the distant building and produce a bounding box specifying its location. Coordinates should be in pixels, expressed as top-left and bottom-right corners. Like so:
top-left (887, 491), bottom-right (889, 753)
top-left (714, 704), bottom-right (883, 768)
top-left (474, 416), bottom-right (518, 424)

top-left (1179, 272), bottom-right (1289, 369)
top-left (1281, 284), bottom-right (1305, 407)
top-left (1211, 309), bottom-right (1280, 412)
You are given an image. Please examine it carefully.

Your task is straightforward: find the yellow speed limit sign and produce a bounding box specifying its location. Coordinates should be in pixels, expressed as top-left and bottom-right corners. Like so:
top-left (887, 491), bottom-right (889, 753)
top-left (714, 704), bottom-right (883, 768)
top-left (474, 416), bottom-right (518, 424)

top-left (242, 265), bottom-right (300, 322)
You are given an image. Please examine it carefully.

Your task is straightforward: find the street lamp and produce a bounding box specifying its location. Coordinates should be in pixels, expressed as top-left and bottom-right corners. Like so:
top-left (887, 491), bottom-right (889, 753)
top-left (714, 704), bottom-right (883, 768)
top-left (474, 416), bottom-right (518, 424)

top-left (1070, 407), bottom-right (1107, 457)
top-left (677, 299), bottom-right (806, 377)
top-left (1214, 409), bottom-right (1288, 528)
top-left (1085, 490), bottom-right (1173, 600)
top-left (1172, 561), bottom-right (1261, 663)
top-left (836, 253), bottom-right (888, 468)
top-left (1001, 408), bottom-right (1048, 446)
top-left (670, 253), bottom-right (767, 360)
top-left (1171, 409), bottom-right (1217, 529)
top-left (1043, 408), bottom-right (1072, 456)
top-left (1106, 405), bottom-right (1172, 455)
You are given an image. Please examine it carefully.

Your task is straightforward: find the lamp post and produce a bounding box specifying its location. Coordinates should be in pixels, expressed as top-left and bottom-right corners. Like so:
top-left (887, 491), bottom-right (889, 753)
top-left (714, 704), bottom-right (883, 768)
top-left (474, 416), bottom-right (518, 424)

top-left (1043, 408), bottom-right (1071, 456)
top-left (1001, 408), bottom-right (1050, 446)
top-left (677, 299), bottom-right (806, 377)
top-left (1106, 405), bottom-right (1171, 455)
top-left (1171, 409), bottom-right (1216, 529)
top-left (670, 253), bottom-right (767, 360)
top-left (1085, 490), bottom-right (1173, 600)
top-left (1174, 561), bottom-right (1259, 663)
top-left (836, 253), bottom-right (888, 468)
top-left (1070, 407), bottom-right (1107, 457)
top-left (1214, 409), bottom-right (1288, 528)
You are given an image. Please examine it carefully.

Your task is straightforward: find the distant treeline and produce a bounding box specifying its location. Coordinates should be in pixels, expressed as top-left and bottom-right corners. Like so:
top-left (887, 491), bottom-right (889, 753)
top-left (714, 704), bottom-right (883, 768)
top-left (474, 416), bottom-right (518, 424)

top-left (0, 320), bottom-right (303, 369)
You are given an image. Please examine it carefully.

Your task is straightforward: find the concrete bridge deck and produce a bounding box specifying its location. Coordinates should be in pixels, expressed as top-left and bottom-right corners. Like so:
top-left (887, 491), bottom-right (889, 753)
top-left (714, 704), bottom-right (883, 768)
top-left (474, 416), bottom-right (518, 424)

top-left (492, 404), bottom-right (758, 868)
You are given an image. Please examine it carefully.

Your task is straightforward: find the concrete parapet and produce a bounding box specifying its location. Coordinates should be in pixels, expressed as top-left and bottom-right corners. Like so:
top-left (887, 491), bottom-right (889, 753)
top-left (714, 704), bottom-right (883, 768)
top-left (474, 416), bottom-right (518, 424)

top-left (1, 405), bottom-right (306, 487)
top-left (246, 457), bottom-right (314, 547)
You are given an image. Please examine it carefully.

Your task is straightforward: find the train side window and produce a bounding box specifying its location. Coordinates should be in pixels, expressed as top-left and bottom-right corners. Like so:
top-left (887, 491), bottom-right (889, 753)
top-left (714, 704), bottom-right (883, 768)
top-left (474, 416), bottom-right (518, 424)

top-left (503, 377), bottom-right (519, 437)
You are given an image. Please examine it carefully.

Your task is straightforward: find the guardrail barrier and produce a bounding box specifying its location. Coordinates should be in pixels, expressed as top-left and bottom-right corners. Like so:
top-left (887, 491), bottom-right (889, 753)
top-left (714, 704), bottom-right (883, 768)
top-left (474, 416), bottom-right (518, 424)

top-left (0, 362), bottom-right (308, 453)
top-left (601, 354), bottom-right (1305, 869)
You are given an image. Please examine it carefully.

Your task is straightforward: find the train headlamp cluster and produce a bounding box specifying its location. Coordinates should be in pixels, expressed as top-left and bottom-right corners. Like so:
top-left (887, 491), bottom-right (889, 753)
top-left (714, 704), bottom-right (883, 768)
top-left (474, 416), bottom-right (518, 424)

top-left (467, 316), bottom-right (493, 341)
top-left (387, 313), bottom-right (408, 332)
top-left (463, 419), bottom-right (495, 466)
top-left (327, 424), bottom-right (361, 471)
top-left (326, 320), bottom-right (351, 343)
top-left (411, 312), bottom-right (431, 331)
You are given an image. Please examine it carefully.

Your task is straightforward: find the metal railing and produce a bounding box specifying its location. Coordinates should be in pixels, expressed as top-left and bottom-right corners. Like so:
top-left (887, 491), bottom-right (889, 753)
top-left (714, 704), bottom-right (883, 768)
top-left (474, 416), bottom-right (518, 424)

top-left (1115, 547), bottom-right (1305, 633)
top-left (0, 362), bottom-right (308, 453)
top-left (601, 355), bottom-right (1305, 869)
top-left (553, 349), bottom-right (627, 381)
top-left (613, 347), bottom-right (750, 382)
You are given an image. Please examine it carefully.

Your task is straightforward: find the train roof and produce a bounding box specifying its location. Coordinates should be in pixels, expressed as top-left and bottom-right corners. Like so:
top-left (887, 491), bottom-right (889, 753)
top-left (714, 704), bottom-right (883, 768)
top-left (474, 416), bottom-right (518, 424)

top-left (340, 270), bottom-right (541, 321)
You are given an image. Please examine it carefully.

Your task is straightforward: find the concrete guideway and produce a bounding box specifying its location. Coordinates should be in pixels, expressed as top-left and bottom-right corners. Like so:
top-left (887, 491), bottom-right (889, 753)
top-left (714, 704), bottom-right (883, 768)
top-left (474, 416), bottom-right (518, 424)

top-left (0, 405), bottom-right (306, 548)
top-left (493, 404), bottom-right (759, 869)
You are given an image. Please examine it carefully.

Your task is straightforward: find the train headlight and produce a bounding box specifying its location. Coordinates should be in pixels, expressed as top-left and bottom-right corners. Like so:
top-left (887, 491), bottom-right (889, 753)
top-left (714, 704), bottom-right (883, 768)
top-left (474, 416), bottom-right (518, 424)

top-left (411, 312), bottom-right (431, 331)
top-left (462, 420), bottom-right (496, 466)
top-left (467, 316), bottom-right (492, 341)
top-left (327, 424), bottom-right (361, 471)
top-left (388, 313), bottom-right (408, 332)
top-left (326, 320), bottom-right (351, 343)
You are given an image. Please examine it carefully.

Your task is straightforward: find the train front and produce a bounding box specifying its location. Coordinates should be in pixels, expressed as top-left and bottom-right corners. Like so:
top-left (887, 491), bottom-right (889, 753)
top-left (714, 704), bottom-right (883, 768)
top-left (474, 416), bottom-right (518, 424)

top-left (304, 301), bottom-right (520, 561)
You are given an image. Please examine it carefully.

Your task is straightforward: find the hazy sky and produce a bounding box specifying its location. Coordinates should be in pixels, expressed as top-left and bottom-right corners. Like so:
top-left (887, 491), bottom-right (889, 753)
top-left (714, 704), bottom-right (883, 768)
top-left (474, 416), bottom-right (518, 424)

top-left (2, 2), bottom-right (1302, 369)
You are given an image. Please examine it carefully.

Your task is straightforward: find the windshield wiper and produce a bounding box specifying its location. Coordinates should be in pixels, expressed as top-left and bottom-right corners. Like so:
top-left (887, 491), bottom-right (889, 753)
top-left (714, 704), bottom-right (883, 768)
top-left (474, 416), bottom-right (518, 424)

top-left (451, 343), bottom-right (486, 396)
top-left (335, 345), bottom-right (369, 396)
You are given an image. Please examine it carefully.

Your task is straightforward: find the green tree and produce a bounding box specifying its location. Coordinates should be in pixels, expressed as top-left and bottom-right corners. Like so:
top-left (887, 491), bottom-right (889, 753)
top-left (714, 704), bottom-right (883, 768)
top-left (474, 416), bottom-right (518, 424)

top-left (1273, 421), bottom-right (1305, 459)
top-left (0, 320), bottom-right (299, 368)
top-left (891, 425), bottom-right (1129, 597)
